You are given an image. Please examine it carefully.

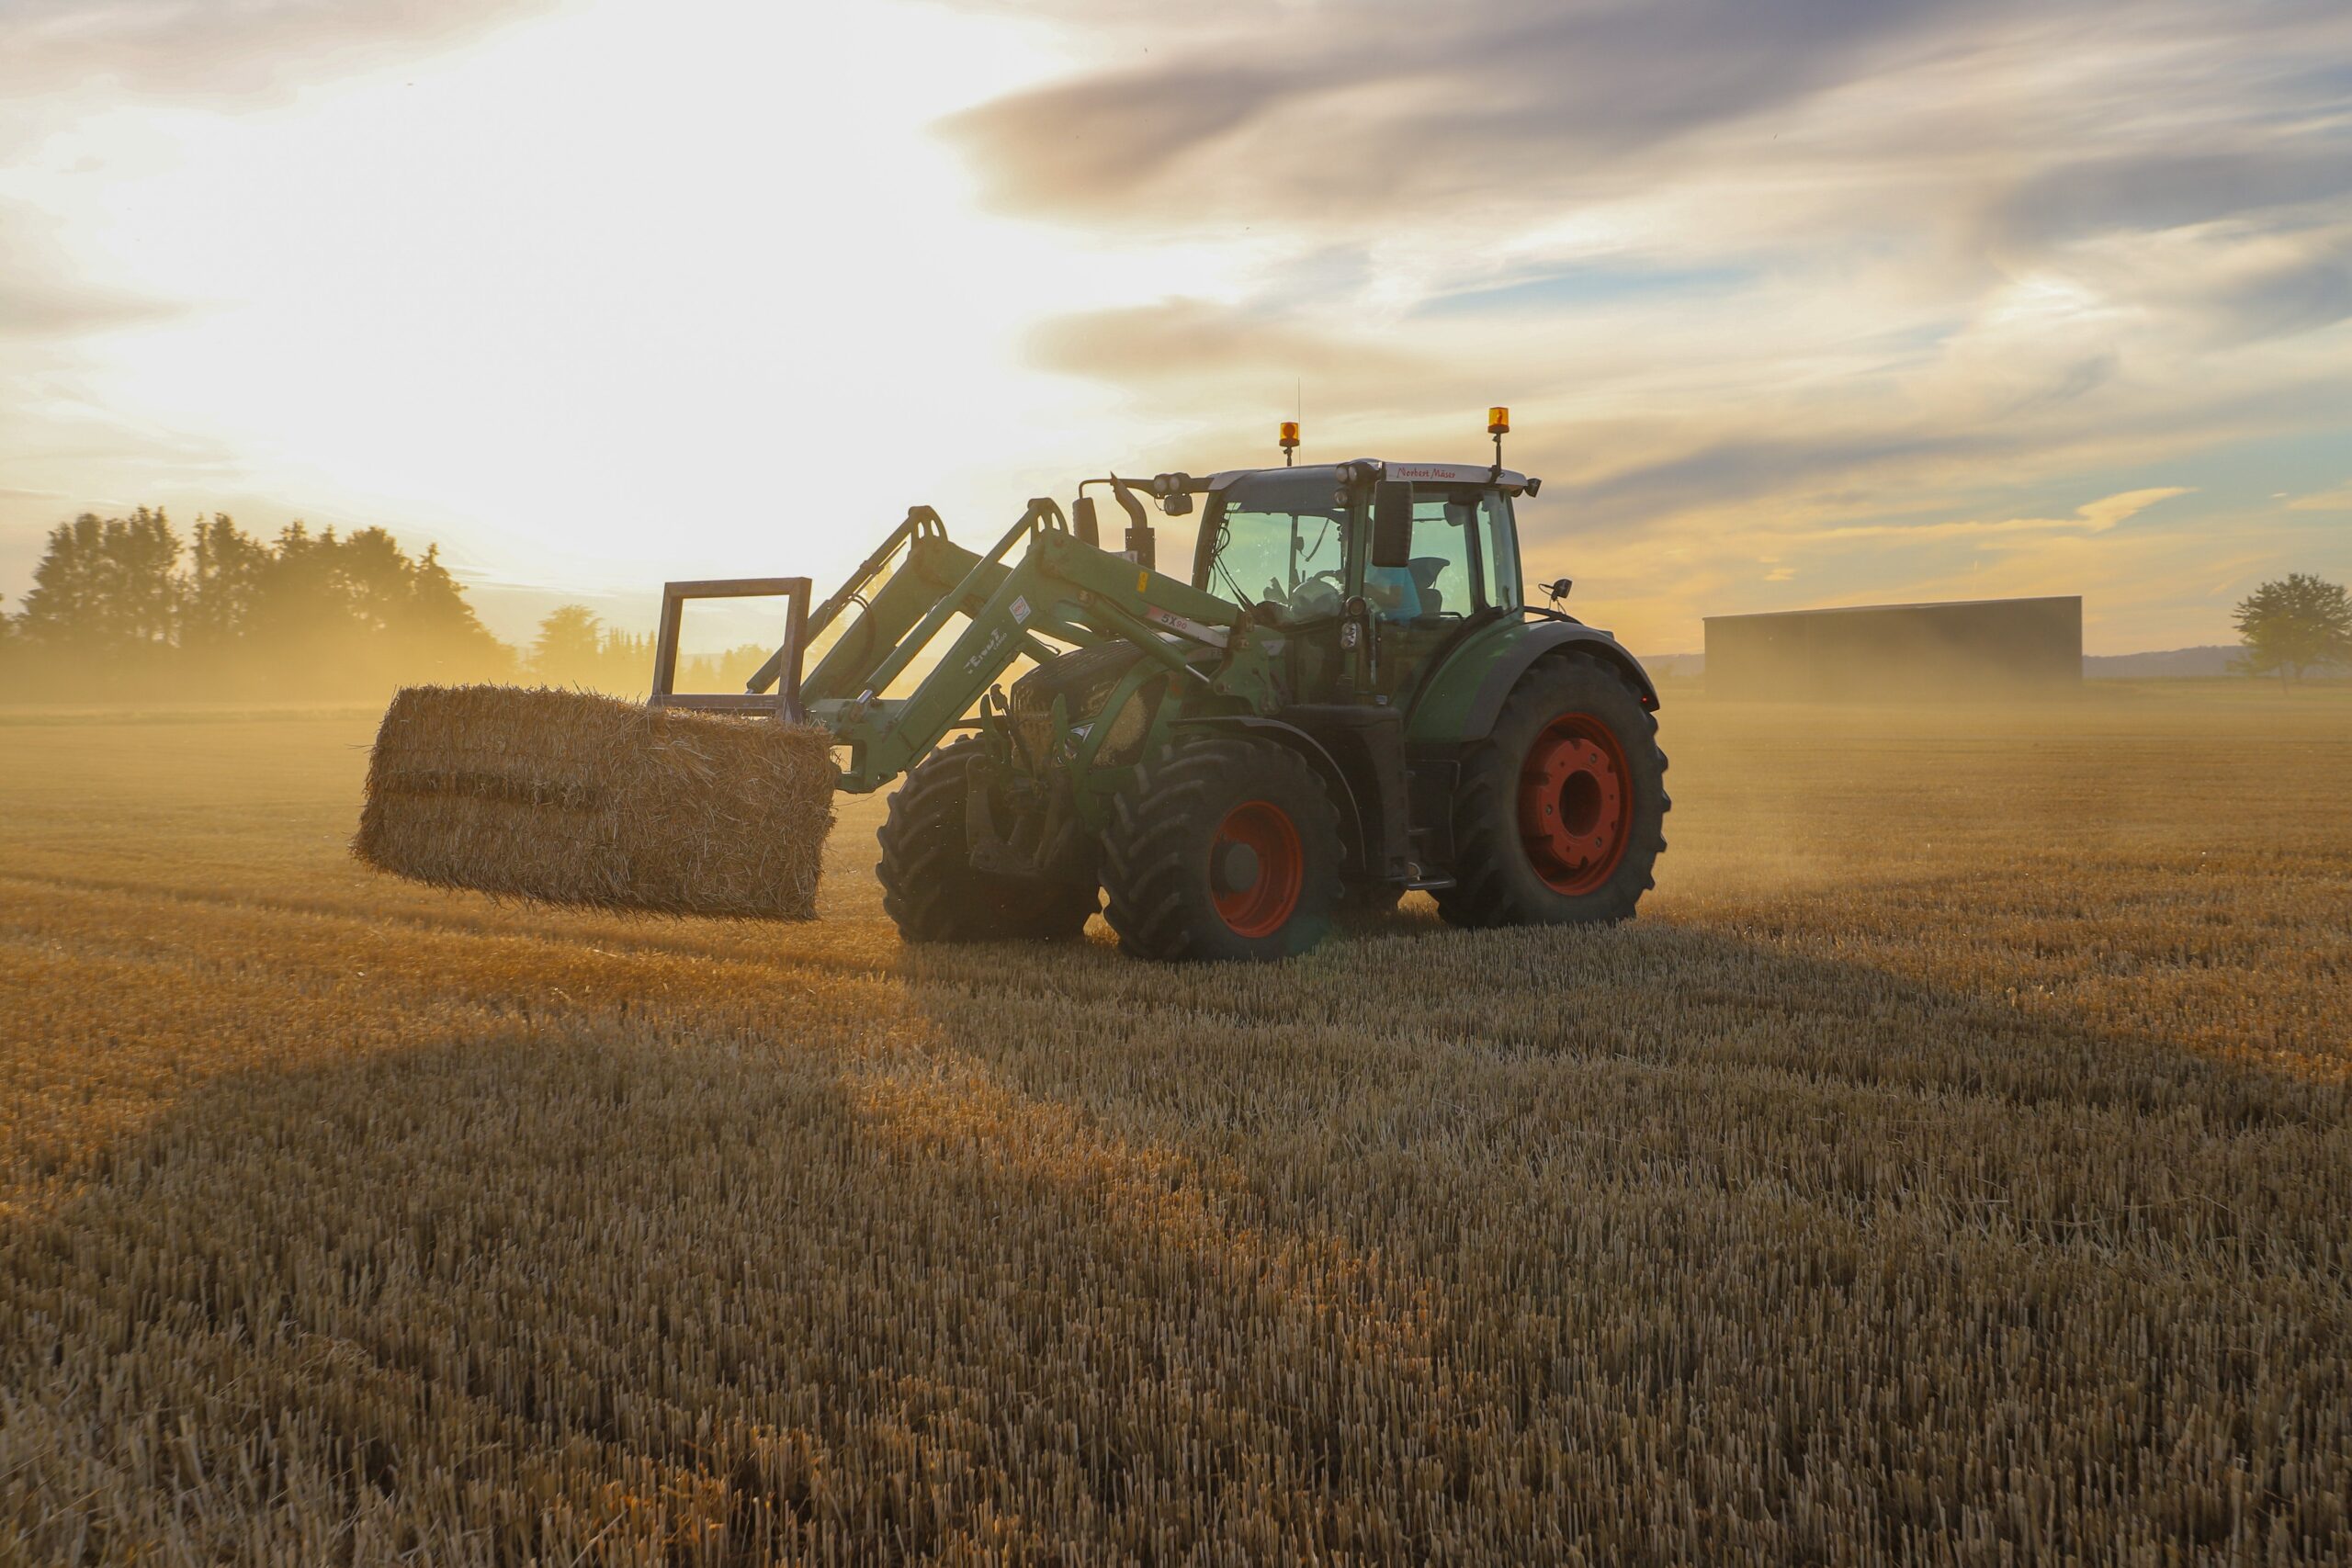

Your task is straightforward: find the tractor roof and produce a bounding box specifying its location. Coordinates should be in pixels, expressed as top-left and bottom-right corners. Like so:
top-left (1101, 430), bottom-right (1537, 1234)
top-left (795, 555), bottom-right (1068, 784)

top-left (1205, 459), bottom-right (1534, 495)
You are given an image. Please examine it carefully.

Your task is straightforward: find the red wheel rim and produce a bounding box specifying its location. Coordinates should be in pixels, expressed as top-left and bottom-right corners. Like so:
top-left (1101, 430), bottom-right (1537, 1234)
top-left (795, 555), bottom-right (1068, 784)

top-left (1518, 714), bottom-right (1633, 896)
top-left (1209, 800), bottom-right (1304, 938)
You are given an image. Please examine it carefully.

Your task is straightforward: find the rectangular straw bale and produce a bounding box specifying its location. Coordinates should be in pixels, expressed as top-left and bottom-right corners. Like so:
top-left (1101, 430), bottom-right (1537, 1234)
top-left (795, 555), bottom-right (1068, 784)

top-left (354, 684), bottom-right (837, 919)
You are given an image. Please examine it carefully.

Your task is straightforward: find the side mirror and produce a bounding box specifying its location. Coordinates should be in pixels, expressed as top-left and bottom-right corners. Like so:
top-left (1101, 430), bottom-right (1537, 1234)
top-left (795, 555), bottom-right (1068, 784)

top-left (1372, 480), bottom-right (1414, 569)
top-left (1072, 496), bottom-right (1100, 547)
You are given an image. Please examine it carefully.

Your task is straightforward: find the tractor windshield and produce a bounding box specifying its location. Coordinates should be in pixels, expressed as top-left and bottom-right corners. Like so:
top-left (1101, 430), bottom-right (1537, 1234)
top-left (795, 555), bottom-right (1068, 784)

top-left (1203, 471), bottom-right (1349, 625)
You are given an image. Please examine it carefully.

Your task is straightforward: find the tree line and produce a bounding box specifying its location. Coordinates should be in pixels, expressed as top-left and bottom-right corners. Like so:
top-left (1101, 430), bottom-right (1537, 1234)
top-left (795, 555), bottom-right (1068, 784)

top-left (0, 509), bottom-right (768, 701)
top-left (4, 505), bottom-right (2344, 700)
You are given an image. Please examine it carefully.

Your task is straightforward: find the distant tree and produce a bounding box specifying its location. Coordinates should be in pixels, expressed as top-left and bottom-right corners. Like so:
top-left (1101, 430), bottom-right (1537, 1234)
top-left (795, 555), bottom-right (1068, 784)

top-left (182, 514), bottom-right (269, 661)
top-left (410, 546), bottom-right (508, 671)
top-left (248, 522), bottom-right (356, 665)
top-left (681, 641), bottom-right (775, 694)
top-left (528, 610), bottom-right (666, 694)
top-left (17, 509), bottom-right (183, 659)
top-left (598, 626), bottom-right (655, 692)
top-left (394, 545), bottom-right (511, 682)
top-left (2233, 573), bottom-right (2352, 687)
top-left (334, 526), bottom-right (419, 635)
top-left (530, 605), bottom-right (609, 685)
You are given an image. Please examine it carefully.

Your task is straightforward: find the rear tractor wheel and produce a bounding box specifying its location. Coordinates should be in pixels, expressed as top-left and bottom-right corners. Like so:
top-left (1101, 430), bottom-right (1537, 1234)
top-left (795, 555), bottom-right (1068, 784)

top-left (1434, 652), bottom-right (1669, 930)
top-left (1102, 736), bottom-right (1342, 962)
top-left (876, 738), bottom-right (1099, 943)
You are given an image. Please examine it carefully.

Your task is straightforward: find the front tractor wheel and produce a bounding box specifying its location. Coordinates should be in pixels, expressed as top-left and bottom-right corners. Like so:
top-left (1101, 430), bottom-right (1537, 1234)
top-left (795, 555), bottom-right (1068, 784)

top-left (876, 738), bottom-right (1098, 943)
top-left (1102, 736), bottom-right (1342, 962)
top-left (1435, 652), bottom-right (1670, 930)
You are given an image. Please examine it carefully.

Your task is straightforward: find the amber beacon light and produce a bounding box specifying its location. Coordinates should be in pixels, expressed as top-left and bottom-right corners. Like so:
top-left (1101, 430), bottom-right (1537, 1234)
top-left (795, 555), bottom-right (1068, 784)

top-left (1487, 406), bottom-right (1511, 477)
top-left (1278, 420), bottom-right (1300, 467)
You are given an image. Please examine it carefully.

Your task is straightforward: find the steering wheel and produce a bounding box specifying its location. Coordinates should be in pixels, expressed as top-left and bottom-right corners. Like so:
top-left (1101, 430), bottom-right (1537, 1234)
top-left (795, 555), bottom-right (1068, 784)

top-left (1283, 570), bottom-right (1346, 621)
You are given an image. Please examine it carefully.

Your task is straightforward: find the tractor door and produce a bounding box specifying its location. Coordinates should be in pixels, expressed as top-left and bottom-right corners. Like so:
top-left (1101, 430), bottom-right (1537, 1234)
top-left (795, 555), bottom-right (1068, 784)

top-left (1362, 484), bottom-right (1519, 700)
top-left (1194, 469), bottom-right (1352, 698)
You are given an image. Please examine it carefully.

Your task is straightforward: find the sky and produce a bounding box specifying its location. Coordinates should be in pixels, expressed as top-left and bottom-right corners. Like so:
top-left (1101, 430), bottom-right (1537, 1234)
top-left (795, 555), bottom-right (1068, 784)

top-left (1, 0), bottom-right (2347, 655)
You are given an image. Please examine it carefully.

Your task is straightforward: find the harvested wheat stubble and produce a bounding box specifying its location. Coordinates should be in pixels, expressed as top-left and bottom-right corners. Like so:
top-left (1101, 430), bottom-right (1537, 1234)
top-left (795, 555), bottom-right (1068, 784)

top-left (353, 683), bottom-right (837, 919)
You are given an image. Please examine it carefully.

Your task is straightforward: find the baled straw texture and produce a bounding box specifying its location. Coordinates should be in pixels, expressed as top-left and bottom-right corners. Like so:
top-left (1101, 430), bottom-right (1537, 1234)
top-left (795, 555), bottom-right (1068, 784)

top-left (354, 684), bottom-right (837, 919)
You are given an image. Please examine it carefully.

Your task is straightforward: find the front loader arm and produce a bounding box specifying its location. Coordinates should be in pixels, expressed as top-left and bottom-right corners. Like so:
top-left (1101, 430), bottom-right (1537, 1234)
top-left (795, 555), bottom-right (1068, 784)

top-left (815, 508), bottom-right (1250, 793)
top-left (743, 507), bottom-right (1070, 708)
top-left (743, 507), bottom-right (940, 700)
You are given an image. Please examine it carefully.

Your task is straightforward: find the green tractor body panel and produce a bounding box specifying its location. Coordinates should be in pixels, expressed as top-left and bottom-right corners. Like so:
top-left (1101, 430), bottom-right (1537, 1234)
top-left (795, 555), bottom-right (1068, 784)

top-left (1403, 616), bottom-right (1658, 748)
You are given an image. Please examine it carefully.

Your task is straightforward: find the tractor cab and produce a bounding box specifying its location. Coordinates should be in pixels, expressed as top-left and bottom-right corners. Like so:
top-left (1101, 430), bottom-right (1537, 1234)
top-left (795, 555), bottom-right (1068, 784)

top-left (1185, 459), bottom-right (1534, 703)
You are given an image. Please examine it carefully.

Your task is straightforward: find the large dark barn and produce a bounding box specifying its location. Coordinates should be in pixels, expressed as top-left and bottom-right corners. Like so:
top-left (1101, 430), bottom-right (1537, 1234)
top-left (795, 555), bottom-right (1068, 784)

top-left (1704, 596), bottom-right (2083, 700)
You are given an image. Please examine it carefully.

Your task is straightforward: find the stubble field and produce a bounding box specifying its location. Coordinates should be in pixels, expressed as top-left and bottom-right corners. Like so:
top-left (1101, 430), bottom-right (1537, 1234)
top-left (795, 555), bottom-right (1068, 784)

top-left (2, 685), bottom-right (2348, 1564)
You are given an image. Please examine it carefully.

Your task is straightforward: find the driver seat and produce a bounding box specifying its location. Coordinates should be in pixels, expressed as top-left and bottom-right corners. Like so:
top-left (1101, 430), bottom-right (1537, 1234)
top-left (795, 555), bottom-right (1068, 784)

top-left (1408, 557), bottom-right (1450, 618)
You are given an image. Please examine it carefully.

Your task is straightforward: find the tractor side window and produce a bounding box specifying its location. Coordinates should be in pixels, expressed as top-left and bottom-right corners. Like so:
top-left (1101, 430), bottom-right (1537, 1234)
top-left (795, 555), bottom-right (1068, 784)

top-left (1204, 476), bottom-right (1348, 625)
top-left (1370, 494), bottom-right (1475, 623)
top-left (1476, 491), bottom-right (1521, 611)
top-left (1205, 513), bottom-right (1289, 608)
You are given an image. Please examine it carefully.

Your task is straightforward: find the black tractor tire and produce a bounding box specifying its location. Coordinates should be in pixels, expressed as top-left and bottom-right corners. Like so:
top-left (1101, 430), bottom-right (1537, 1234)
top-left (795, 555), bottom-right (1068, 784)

top-left (1434, 651), bottom-right (1670, 930)
top-left (876, 738), bottom-right (1099, 943)
top-left (1102, 735), bottom-right (1343, 962)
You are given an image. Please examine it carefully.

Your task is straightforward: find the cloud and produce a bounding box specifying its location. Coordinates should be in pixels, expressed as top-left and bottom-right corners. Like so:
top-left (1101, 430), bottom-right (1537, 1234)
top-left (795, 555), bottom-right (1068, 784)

top-left (0, 0), bottom-right (566, 550)
top-left (1027, 298), bottom-right (1436, 390)
top-left (0, 207), bottom-right (187, 341)
top-left (2198, 246), bottom-right (2352, 341)
top-left (944, 62), bottom-right (1285, 220)
top-left (0, 2), bottom-right (565, 361)
top-left (0, 0), bottom-right (561, 100)
top-left (2073, 488), bottom-right (2190, 531)
top-left (942, 0), bottom-right (1995, 222)
top-left (0, 279), bottom-right (183, 341)
top-left (1779, 487), bottom-right (2189, 545)
top-left (1663, 488), bottom-right (2189, 562)
top-left (2063, 223), bottom-right (2352, 346)
top-left (1415, 263), bottom-right (1758, 319)
top-left (1994, 149), bottom-right (2352, 251)
top-left (2287, 481), bottom-right (2352, 511)
top-left (943, 1), bottom-right (2352, 238)
top-left (1559, 429), bottom-right (1995, 532)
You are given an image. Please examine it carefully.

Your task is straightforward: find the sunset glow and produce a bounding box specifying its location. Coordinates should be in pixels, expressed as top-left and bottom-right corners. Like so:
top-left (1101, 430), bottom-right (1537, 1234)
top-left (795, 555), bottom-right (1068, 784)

top-left (4, 0), bottom-right (2348, 652)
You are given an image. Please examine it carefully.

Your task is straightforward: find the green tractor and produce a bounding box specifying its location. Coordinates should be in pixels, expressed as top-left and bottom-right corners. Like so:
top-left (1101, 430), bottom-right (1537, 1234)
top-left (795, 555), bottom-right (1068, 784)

top-left (673, 413), bottom-right (1668, 961)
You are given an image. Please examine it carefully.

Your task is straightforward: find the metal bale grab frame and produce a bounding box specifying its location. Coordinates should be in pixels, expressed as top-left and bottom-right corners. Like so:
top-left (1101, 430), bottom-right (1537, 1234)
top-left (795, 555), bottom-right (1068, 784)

top-left (649, 576), bottom-right (813, 724)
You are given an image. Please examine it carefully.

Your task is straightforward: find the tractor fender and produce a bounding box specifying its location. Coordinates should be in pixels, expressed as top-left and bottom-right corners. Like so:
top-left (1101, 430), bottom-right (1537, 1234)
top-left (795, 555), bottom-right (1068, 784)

top-left (1406, 619), bottom-right (1659, 750)
top-left (1172, 715), bottom-right (1368, 872)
